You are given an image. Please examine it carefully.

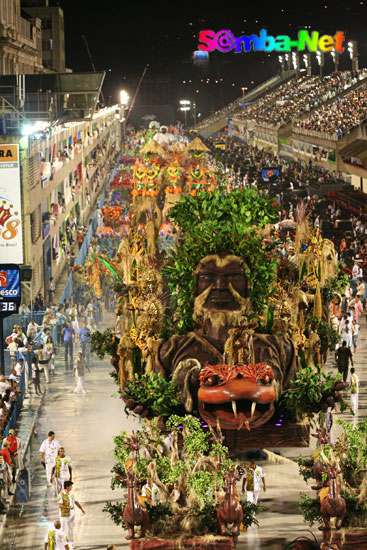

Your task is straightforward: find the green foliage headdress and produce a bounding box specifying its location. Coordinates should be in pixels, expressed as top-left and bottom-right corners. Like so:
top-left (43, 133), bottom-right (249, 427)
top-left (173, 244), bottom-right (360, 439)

top-left (163, 189), bottom-right (279, 334)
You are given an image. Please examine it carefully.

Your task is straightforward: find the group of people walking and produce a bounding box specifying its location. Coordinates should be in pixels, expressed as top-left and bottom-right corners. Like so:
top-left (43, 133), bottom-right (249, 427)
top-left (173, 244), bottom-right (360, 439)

top-left (40, 431), bottom-right (85, 549)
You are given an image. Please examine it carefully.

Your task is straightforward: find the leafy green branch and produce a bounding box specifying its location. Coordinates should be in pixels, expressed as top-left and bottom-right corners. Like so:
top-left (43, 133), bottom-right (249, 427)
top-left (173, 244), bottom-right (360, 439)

top-left (90, 328), bottom-right (118, 360)
top-left (280, 364), bottom-right (347, 424)
top-left (123, 373), bottom-right (180, 417)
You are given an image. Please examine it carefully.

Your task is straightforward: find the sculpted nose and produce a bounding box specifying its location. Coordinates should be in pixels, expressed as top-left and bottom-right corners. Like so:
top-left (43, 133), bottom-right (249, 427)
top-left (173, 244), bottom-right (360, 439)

top-left (214, 275), bottom-right (226, 290)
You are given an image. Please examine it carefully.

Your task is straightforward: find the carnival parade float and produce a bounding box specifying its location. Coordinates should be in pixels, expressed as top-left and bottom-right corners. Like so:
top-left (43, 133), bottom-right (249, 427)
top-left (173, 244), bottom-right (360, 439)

top-left (89, 132), bottom-right (366, 549)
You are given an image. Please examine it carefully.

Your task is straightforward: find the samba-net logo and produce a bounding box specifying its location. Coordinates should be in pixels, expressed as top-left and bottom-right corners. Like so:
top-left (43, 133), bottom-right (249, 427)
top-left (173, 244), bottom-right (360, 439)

top-left (198, 29), bottom-right (346, 54)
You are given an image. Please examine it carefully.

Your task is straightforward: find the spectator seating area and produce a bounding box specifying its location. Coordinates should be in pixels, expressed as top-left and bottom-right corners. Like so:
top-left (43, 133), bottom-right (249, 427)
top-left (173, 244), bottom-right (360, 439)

top-left (294, 86), bottom-right (367, 140)
top-left (232, 70), bottom-right (367, 130)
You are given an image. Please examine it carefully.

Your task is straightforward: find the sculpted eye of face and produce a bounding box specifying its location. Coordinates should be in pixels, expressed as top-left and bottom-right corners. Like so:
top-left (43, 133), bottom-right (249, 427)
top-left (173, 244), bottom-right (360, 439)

top-left (197, 261), bottom-right (247, 293)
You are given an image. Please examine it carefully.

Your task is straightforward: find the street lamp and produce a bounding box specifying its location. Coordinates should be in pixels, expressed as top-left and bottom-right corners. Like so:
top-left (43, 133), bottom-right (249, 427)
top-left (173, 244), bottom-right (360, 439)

top-left (241, 86), bottom-right (248, 97)
top-left (180, 100), bottom-right (191, 128)
top-left (120, 90), bottom-right (129, 152)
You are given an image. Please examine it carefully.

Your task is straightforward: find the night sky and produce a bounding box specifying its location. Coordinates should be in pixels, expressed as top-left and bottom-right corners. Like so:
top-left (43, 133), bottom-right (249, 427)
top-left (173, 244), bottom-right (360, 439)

top-left (53, 0), bottom-right (367, 118)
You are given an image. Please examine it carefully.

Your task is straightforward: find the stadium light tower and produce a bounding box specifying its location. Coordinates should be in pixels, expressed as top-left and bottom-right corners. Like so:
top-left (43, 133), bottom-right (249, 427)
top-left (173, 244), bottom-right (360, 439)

top-left (316, 51), bottom-right (324, 77)
top-left (278, 55), bottom-right (285, 73)
top-left (292, 52), bottom-right (299, 71)
top-left (284, 53), bottom-right (291, 71)
top-left (180, 100), bottom-right (191, 128)
top-left (330, 50), bottom-right (340, 73)
top-left (303, 53), bottom-right (311, 76)
top-left (120, 90), bottom-right (129, 152)
top-left (348, 41), bottom-right (358, 72)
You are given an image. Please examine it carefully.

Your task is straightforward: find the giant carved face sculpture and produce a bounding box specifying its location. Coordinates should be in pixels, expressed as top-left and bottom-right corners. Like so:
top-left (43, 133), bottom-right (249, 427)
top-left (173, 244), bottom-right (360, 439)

top-left (158, 253), bottom-right (295, 433)
top-left (193, 255), bottom-right (251, 331)
top-left (192, 254), bottom-right (281, 431)
top-left (196, 256), bottom-right (249, 311)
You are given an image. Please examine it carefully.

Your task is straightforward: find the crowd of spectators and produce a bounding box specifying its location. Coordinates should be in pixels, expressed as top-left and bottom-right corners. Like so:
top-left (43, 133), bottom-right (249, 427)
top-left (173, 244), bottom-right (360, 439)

top-left (294, 86), bottom-right (367, 140)
top-left (235, 71), bottom-right (367, 129)
top-left (206, 135), bottom-right (367, 384)
top-left (0, 367), bottom-right (22, 436)
top-left (205, 135), bottom-right (367, 281)
top-left (196, 97), bottom-right (243, 130)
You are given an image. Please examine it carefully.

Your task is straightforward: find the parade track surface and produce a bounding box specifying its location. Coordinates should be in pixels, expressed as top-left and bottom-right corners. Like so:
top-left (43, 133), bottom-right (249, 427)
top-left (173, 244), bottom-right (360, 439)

top-left (0, 342), bottom-right (137, 550)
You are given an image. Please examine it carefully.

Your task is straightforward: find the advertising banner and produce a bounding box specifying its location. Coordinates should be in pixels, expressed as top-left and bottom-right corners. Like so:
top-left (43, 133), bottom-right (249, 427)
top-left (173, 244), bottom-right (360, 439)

top-left (261, 168), bottom-right (279, 182)
top-left (0, 265), bottom-right (21, 315)
top-left (0, 144), bottom-right (23, 264)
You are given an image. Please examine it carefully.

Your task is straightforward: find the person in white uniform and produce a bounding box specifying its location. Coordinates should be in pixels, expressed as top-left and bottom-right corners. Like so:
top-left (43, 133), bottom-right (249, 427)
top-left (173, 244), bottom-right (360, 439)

top-left (51, 447), bottom-right (72, 495)
top-left (349, 367), bottom-right (359, 419)
top-left (44, 520), bottom-right (69, 550)
top-left (153, 126), bottom-right (176, 150)
top-left (141, 478), bottom-right (160, 503)
top-left (58, 481), bottom-right (86, 547)
top-left (39, 431), bottom-right (61, 486)
top-left (73, 352), bottom-right (90, 394)
top-left (242, 460), bottom-right (266, 504)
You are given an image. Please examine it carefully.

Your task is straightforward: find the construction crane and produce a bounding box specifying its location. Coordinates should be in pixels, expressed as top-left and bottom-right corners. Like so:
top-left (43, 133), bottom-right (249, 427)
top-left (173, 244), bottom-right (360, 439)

top-left (125, 64), bottom-right (149, 124)
top-left (82, 34), bottom-right (106, 104)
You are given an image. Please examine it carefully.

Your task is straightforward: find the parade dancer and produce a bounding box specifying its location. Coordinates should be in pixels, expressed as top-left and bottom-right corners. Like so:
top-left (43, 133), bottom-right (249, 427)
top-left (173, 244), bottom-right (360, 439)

top-left (44, 520), bottom-right (69, 550)
top-left (58, 481), bottom-right (86, 547)
top-left (51, 448), bottom-right (72, 495)
top-left (39, 431), bottom-right (61, 487)
top-left (349, 367), bottom-right (359, 419)
top-left (73, 352), bottom-right (90, 394)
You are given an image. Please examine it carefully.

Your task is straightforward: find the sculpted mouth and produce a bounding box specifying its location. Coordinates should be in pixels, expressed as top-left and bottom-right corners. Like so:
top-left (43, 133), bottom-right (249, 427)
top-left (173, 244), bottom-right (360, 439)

top-left (207, 293), bottom-right (234, 304)
top-left (199, 399), bottom-right (275, 430)
top-left (198, 363), bottom-right (276, 431)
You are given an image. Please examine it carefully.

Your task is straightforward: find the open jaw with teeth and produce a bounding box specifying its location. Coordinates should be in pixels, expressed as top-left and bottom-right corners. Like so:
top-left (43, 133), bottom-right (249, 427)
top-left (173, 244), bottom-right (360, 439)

top-left (198, 363), bottom-right (276, 431)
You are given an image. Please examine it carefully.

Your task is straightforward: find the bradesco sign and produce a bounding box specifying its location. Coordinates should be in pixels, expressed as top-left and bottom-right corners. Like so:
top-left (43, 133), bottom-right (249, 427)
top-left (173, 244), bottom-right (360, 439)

top-left (0, 144), bottom-right (23, 264)
top-left (0, 267), bottom-right (20, 298)
top-left (198, 29), bottom-right (346, 54)
top-left (0, 265), bottom-right (21, 315)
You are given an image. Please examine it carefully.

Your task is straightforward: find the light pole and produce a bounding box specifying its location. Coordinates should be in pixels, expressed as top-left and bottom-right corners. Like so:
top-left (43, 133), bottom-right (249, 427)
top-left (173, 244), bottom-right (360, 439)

top-left (292, 52), bottom-right (299, 72)
top-left (278, 55), bottom-right (285, 73)
top-left (284, 54), bottom-right (291, 71)
top-left (348, 41), bottom-right (358, 72)
top-left (330, 50), bottom-right (339, 73)
top-left (120, 90), bottom-right (129, 153)
top-left (180, 100), bottom-right (191, 129)
top-left (316, 51), bottom-right (324, 77)
top-left (303, 54), bottom-right (311, 76)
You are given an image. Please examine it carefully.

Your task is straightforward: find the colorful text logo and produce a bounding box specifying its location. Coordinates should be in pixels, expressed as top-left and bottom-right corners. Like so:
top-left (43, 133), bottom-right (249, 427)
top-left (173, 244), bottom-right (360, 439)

top-left (198, 29), bottom-right (346, 54)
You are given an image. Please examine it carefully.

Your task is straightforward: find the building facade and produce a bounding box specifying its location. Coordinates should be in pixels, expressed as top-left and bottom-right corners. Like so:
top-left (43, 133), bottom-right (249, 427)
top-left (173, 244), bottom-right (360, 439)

top-left (23, 3), bottom-right (65, 72)
top-left (0, 0), bottom-right (67, 75)
top-left (0, 106), bottom-right (119, 304)
top-left (0, 0), bottom-right (43, 74)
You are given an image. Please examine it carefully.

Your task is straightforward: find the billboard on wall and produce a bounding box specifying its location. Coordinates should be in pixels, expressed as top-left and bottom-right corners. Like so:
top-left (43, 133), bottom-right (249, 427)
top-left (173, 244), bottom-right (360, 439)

top-left (0, 265), bottom-right (21, 315)
top-left (0, 144), bottom-right (23, 264)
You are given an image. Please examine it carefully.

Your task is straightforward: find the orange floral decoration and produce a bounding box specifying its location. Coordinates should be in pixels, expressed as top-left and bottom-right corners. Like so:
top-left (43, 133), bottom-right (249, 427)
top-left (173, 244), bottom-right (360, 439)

top-left (199, 363), bottom-right (274, 386)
